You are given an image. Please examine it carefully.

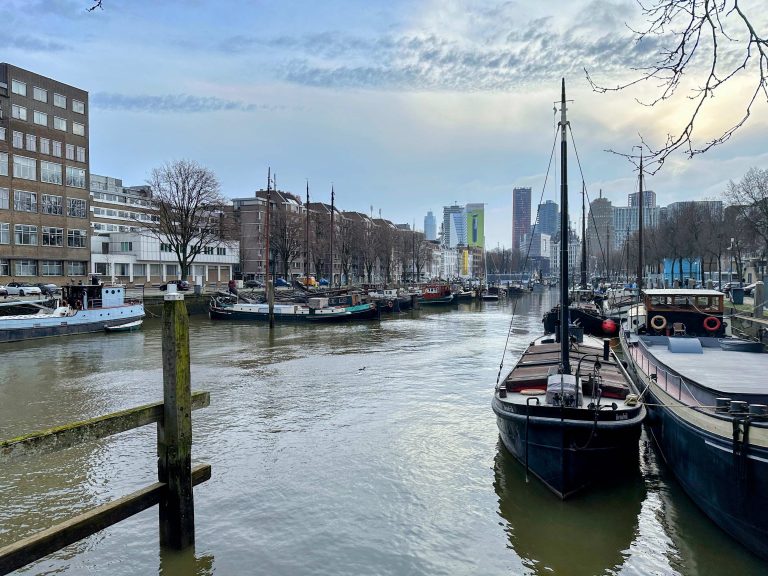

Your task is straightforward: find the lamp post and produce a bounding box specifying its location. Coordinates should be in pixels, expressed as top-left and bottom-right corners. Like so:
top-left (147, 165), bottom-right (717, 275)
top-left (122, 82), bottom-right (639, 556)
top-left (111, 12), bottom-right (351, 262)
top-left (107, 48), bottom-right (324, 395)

top-left (729, 237), bottom-right (734, 288)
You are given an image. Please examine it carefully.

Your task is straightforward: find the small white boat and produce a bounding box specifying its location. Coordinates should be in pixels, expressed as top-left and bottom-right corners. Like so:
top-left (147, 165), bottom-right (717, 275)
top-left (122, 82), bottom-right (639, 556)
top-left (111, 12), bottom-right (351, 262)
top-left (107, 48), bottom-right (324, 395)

top-left (105, 320), bottom-right (143, 333)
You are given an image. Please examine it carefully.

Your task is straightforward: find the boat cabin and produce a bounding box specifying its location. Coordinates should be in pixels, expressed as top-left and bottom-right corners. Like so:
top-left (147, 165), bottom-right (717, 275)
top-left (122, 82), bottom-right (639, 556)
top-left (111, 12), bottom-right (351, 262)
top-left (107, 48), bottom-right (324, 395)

top-left (62, 283), bottom-right (127, 310)
top-left (641, 289), bottom-right (726, 337)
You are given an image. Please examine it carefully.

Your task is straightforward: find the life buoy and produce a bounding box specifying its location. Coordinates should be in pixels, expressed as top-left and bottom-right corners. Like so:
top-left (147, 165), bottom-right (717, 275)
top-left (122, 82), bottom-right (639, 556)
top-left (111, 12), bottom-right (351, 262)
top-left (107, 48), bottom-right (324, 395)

top-left (650, 315), bottom-right (667, 331)
top-left (387, 300), bottom-right (394, 309)
top-left (703, 316), bottom-right (721, 332)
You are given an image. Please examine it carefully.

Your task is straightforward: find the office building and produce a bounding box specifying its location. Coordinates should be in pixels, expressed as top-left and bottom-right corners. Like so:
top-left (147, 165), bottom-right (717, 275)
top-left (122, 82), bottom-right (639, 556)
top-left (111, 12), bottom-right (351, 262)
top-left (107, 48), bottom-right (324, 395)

top-left (512, 187), bottom-right (531, 251)
top-left (0, 63), bottom-right (90, 282)
top-left (424, 211), bottom-right (437, 241)
top-left (442, 204), bottom-right (466, 248)
top-left (628, 189), bottom-right (657, 209)
top-left (537, 200), bottom-right (558, 236)
top-left (465, 203), bottom-right (484, 248)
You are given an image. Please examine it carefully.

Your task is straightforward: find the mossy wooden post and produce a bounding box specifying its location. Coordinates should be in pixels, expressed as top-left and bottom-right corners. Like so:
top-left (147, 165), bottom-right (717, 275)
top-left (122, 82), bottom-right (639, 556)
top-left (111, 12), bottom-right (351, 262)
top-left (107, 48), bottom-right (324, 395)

top-left (754, 281), bottom-right (764, 318)
top-left (158, 289), bottom-right (195, 549)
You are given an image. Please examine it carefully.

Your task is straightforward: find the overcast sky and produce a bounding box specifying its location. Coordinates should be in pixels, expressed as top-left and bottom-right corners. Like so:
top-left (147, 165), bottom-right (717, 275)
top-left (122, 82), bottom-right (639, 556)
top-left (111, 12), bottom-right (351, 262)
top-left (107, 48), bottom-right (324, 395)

top-left (4, 0), bottom-right (766, 247)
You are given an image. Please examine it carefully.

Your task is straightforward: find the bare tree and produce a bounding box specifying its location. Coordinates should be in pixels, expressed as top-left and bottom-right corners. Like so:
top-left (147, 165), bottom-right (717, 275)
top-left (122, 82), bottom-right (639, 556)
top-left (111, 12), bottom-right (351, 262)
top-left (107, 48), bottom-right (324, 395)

top-left (414, 236), bottom-right (432, 281)
top-left (337, 217), bottom-right (355, 285)
top-left (726, 167), bottom-right (768, 257)
top-left (311, 213), bottom-right (330, 281)
top-left (270, 207), bottom-right (303, 280)
top-left (586, 1), bottom-right (767, 171)
top-left (375, 224), bottom-right (396, 284)
top-left (146, 160), bottom-right (228, 281)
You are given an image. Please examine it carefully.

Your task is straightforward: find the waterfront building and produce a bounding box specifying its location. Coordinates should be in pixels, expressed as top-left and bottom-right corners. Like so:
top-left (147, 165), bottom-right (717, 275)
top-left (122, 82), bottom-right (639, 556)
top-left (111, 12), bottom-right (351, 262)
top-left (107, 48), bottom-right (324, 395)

top-left (628, 189), bottom-right (656, 208)
top-left (612, 205), bottom-right (660, 249)
top-left (537, 200), bottom-right (559, 236)
top-left (424, 211), bottom-right (437, 241)
top-left (665, 199), bottom-right (723, 220)
top-left (465, 203), bottom-right (485, 248)
top-left (586, 193), bottom-right (614, 265)
top-left (90, 174), bottom-right (238, 285)
top-left (442, 204), bottom-right (466, 248)
top-left (549, 228), bottom-right (581, 278)
top-left (512, 187), bottom-right (531, 251)
top-left (0, 63), bottom-right (90, 284)
top-left (519, 231), bottom-right (551, 274)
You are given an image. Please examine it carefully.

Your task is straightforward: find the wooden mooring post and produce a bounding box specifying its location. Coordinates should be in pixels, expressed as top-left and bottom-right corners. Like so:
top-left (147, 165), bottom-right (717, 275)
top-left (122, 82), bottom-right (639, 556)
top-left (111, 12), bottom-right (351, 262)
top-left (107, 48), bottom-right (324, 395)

top-left (0, 289), bottom-right (209, 575)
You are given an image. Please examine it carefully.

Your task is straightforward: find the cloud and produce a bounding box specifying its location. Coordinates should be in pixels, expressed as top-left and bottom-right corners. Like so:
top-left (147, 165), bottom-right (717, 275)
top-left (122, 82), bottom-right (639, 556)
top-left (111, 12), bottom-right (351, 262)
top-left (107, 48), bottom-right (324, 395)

top-left (90, 92), bottom-right (288, 113)
top-left (0, 34), bottom-right (70, 52)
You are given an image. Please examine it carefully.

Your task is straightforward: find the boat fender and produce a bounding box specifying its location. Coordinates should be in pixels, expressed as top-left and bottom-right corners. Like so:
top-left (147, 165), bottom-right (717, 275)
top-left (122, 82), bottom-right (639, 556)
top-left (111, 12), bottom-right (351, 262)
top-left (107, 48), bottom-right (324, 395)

top-left (650, 315), bottom-right (667, 331)
top-left (703, 316), bottom-right (721, 332)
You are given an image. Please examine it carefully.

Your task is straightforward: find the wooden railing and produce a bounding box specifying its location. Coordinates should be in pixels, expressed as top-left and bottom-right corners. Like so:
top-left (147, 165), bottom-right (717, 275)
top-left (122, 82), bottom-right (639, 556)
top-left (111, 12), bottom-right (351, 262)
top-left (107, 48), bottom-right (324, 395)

top-left (0, 292), bottom-right (208, 575)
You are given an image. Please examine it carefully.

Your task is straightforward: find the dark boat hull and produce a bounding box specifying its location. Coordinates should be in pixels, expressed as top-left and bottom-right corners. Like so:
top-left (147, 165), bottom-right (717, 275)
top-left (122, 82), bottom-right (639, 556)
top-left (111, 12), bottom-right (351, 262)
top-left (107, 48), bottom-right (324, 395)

top-left (209, 305), bottom-right (379, 323)
top-left (621, 334), bottom-right (768, 559)
top-left (493, 399), bottom-right (643, 498)
top-left (543, 306), bottom-right (617, 337)
top-left (418, 295), bottom-right (454, 305)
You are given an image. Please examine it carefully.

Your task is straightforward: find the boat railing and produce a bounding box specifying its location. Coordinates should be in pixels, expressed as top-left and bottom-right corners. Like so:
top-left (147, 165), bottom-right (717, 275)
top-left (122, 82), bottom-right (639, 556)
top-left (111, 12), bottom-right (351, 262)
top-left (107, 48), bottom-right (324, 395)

top-left (630, 342), bottom-right (692, 404)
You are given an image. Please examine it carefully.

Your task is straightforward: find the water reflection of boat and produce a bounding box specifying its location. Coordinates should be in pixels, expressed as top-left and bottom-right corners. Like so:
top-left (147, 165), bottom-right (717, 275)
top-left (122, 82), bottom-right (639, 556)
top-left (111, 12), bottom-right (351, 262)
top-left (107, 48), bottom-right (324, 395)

top-left (494, 444), bottom-right (643, 576)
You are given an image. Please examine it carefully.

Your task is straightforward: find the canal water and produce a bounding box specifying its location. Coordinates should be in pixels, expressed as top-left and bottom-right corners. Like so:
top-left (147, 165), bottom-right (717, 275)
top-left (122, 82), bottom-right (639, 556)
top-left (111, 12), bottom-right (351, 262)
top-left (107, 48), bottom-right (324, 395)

top-left (1, 292), bottom-right (766, 575)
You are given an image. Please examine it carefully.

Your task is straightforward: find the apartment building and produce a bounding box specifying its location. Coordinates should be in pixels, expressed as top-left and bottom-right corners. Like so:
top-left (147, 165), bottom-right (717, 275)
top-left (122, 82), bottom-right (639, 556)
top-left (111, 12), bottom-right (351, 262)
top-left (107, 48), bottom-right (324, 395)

top-left (0, 63), bottom-right (90, 283)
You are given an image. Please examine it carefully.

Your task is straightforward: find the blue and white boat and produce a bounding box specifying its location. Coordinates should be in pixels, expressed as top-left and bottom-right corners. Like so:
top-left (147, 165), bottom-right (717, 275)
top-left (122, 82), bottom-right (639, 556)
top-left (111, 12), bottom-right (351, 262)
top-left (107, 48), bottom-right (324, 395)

top-left (0, 283), bottom-right (145, 343)
top-left (620, 288), bottom-right (768, 560)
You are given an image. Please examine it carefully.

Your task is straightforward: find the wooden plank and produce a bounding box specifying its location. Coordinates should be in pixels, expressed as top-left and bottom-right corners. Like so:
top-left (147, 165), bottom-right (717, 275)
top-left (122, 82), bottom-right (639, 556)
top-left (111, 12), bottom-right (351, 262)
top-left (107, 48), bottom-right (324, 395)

top-left (0, 392), bottom-right (209, 462)
top-left (0, 463), bottom-right (211, 576)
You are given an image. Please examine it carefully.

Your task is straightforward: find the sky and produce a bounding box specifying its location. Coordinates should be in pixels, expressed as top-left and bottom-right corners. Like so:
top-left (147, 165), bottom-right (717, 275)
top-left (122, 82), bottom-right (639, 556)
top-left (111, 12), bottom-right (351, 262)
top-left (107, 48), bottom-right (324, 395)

top-left (3, 0), bottom-right (767, 248)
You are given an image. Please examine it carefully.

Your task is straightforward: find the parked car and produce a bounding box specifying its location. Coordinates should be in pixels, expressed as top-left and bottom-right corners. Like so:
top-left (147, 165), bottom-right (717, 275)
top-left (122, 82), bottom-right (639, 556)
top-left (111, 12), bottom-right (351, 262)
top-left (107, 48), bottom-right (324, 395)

top-left (0, 285), bottom-right (7, 297)
top-left (36, 283), bottom-right (60, 296)
top-left (160, 280), bottom-right (191, 291)
top-left (744, 282), bottom-right (757, 296)
top-left (274, 278), bottom-right (290, 287)
top-left (244, 279), bottom-right (264, 288)
top-left (5, 282), bottom-right (42, 296)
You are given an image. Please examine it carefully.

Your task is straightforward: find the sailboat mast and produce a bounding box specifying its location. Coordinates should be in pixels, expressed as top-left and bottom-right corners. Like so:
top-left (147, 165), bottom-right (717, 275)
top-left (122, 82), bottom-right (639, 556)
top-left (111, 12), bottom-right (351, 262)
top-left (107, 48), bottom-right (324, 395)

top-left (559, 79), bottom-right (570, 375)
top-left (580, 182), bottom-right (587, 288)
top-left (305, 181), bottom-right (310, 281)
top-left (637, 151), bottom-right (644, 289)
top-left (330, 186), bottom-right (335, 287)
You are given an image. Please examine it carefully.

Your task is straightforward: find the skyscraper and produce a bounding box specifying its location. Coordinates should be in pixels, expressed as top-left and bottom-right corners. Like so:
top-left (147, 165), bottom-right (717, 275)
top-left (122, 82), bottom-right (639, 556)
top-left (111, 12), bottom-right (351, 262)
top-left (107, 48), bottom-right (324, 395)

top-left (537, 200), bottom-right (559, 236)
top-left (628, 189), bottom-right (656, 208)
top-left (442, 204), bottom-right (466, 247)
top-left (424, 211), bottom-right (437, 241)
top-left (512, 187), bottom-right (532, 251)
top-left (465, 203), bottom-right (484, 248)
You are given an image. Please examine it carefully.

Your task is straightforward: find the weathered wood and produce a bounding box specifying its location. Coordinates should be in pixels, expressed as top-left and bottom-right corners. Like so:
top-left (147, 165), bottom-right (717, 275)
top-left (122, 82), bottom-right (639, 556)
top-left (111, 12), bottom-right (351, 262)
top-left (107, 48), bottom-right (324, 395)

top-left (0, 392), bottom-right (210, 462)
top-left (159, 295), bottom-right (195, 548)
top-left (0, 464), bottom-right (210, 576)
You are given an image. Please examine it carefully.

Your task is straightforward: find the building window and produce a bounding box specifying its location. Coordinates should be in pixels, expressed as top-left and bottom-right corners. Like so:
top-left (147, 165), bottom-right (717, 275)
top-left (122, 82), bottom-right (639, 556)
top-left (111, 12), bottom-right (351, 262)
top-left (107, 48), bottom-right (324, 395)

top-left (0, 127), bottom-right (5, 140)
top-left (13, 156), bottom-right (36, 181)
top-left (76, 146), bottom-right (86, 163)
top-left (41, 194), bottom-right (63, 215)
top-left (0, 223), bottom-right (8, 244)
top-left (15, 224), bottom-right (38, 245)
top-left (120, 241), bottom-right (133, 251)
top-left (94, 262), bottom-right (110, 276)
top-left (0, 188), bottom-right (8, 210)
top-left (166, 264), bottom-right (178, 276)
top-left (115, 263), bottom-right (130, 276)
top-left (67, 229), bottom-right (86, 248)
top-left (11, 79), bottom-right (26, 96)
top-left (203, 246), bottom-right (213, 255)
top-left (133, 263), bottom-right (146, 276)
top-left (52, 141), bottom-right (62, 157)
top-left (65, 144), bottom-right (75, 160)
top-left (12, 131), bottom-right (23, 148)
top-left (0, 259), bottom-right (8, 276)
top-left (26, 134), bottom-right (36, 152)
top-left (65, 166), bottom-right (86, 188)
top-left (12, 105), bottom-right (27, 121)
top-left (40, 138), bottom-right (50, 155)
top-left (67, 261), bottom-right (86, 276)
top-left (0, 153), bottom-right (7, 177)
top-left (67, 198), bottom-right (87, 218)
top-left (54, 93), bottom-right (66, 108)
top-left (217, 247), bottom-right (226, 255)
top-left (33, 86), bottom-right (47, 102)
top-left (150, 263), bottom-right (162, 278)
top-left (72, 99), bottom-right (85, 114)
top-left (42, 227), bottom-right (64, 246)
top-left (160, 242), bottom-right (173, 252)
top-left (15, 260), bottom-right (38, 276)
top-left (14, 190), bottom-right (37, 212)
top-left (41, 260), bottom-right (64, 276)
top-left (72, 122), bottom-right (85, 136)
top-left (33, 110), bottom-right (48, 126)
top-left (40, 161), bottom-right (62, 185)
top-left (53, 116), bottom-right (67, 131)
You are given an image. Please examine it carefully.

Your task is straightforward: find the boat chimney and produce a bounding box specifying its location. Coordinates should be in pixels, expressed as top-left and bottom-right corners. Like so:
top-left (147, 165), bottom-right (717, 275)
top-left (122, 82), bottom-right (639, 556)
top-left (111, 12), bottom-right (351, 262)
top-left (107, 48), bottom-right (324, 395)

top-left (602, 338), bottom-right (610, 361)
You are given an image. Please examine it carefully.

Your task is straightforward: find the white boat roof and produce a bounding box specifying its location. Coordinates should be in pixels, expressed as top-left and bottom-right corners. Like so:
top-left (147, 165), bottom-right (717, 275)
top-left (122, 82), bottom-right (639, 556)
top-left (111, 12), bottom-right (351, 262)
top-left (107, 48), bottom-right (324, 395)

top-left (643, 289), bottom-right (724, 297)
top-left (643, 341), bottom-right (768, 395)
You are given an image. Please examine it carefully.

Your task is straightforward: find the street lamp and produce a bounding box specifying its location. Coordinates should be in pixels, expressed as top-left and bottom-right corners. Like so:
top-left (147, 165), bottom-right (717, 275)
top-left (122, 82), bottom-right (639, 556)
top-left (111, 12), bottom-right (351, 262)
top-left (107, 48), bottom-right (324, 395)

top-left (728, 237), bottom-right (734, 288)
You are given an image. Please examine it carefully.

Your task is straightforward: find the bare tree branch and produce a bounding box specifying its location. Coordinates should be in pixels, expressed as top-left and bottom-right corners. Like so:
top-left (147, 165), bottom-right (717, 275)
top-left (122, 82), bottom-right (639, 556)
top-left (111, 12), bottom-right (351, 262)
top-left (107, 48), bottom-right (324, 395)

top-left (586, 0), bottom-right (768, 173)
top-left (87, 0), bottom-right (103, 12)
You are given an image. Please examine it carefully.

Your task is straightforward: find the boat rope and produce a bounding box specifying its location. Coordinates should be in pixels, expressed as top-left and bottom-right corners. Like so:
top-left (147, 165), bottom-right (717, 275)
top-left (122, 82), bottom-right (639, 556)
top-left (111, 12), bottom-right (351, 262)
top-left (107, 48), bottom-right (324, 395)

top-left (496, 125), bottom-right (560, 386)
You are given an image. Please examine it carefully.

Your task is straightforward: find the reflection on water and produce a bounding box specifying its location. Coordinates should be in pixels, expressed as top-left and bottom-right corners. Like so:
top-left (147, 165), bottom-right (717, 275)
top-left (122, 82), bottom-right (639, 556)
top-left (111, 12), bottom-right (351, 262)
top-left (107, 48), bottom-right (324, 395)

top-left (494, 441), bottom-right (644, 575)
top-left (1, 292), bottom-right (766, 575)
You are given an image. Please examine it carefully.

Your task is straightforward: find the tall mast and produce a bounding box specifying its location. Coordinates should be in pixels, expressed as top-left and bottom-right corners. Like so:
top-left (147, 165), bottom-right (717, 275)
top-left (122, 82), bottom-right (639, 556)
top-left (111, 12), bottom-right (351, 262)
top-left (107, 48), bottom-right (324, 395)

top-left (637, 151), bottom-right (644, 289)
top-left (305, 181), bottom-right (310, 281)
top-left (559, 79), bottom-right (570, 374)
top-left (580, 181), bottom-right (587, 287)
top-left (264, 167), bottom-right (271, 285)
top-left (330, 185), bottom-right (335, 286)
top-left (265, 167), bottom-right (274, 329)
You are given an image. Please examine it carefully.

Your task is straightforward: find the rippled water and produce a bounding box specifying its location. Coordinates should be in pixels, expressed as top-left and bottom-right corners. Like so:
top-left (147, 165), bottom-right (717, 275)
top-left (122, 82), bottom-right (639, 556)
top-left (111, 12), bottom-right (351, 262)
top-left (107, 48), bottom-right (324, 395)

top-left (1, 292), bottom-right (766, 575)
